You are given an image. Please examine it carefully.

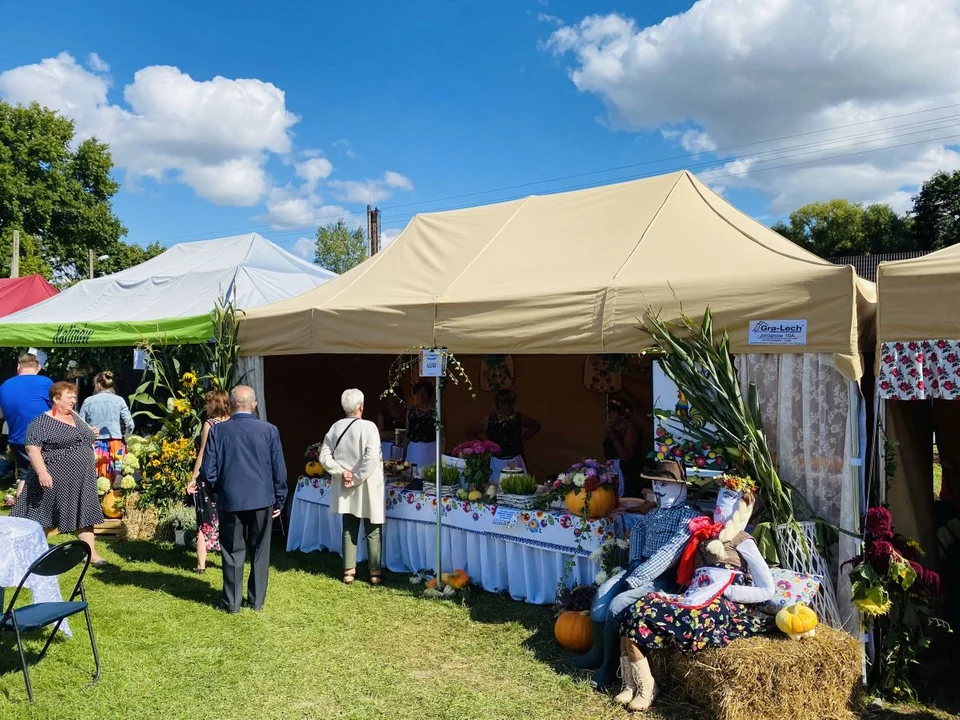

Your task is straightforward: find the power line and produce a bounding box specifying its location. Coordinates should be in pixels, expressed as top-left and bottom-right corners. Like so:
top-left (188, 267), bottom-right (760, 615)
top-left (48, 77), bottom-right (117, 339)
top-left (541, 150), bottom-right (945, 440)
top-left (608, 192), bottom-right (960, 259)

top-left (144, 101), bottom-right (960, 245)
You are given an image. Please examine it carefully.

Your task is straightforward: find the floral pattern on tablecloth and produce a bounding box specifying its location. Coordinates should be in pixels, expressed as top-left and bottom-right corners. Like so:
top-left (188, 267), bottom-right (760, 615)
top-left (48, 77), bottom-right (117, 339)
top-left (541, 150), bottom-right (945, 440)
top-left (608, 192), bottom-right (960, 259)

top-left (295, 477), bottom-right (615, 554)
top-left (878, 340), bottom-right (960, 400)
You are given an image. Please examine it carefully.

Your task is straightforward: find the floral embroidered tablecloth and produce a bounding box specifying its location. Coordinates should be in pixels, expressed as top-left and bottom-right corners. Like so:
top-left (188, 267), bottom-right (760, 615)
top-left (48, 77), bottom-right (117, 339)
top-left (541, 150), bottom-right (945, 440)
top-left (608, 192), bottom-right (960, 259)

top-left (878, 340), bottom-right (960, 400)
top-left (294, 477), bottom-right (616, 556)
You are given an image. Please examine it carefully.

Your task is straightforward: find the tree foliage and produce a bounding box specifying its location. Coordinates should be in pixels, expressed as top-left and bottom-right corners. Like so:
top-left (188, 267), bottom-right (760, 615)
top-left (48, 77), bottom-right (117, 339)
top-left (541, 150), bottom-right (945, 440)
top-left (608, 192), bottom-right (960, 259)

top-left (314, 218), bottom-right (367, 274)
top-left (772, 199), bottom-right (914, 257)
top-left (911, 169), bottom-right (960, 251)
top-left (0, 100), bottom-right (152, 282)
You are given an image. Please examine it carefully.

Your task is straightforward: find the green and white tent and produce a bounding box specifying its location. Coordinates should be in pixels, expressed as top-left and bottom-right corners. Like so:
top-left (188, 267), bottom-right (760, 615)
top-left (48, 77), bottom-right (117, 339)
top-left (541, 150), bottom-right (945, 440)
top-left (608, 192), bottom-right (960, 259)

top-left (0, 233), bottom-right (336, 347)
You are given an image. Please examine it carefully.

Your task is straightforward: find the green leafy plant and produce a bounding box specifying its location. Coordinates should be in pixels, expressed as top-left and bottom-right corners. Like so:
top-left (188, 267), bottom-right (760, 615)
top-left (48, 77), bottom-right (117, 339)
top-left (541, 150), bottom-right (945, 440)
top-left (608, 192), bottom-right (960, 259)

top-left (640, 307), bottom-right (802, 562)
top-left (422, 464), bottom-right (461, 486)
top-left (499, 473), bottom-right (538, 495)
top-left (164, 504), bottom-right (198, 533)
top-left (203, 296), bottom-right (244, 390)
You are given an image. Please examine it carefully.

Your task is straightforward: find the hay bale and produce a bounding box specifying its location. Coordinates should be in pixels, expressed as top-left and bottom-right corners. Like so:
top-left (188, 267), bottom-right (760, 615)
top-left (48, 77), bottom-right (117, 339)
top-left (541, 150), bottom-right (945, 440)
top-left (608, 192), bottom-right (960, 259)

top-left (648, 626), bottom-right (862, 720)
top-left (119, 495), bottom-right (161, 541)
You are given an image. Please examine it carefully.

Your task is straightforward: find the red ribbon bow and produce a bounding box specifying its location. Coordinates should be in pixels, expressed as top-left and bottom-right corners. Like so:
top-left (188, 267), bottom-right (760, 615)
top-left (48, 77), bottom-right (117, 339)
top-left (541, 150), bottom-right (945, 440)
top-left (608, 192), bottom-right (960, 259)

top-left (676, 516), bottom-right (724, 586)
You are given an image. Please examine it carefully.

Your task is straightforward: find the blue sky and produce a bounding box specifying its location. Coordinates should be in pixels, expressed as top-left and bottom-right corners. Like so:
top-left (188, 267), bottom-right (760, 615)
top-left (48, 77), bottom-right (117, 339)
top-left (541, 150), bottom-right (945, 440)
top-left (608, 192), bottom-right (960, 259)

top-left (2, 0), bottom-right (959, 258)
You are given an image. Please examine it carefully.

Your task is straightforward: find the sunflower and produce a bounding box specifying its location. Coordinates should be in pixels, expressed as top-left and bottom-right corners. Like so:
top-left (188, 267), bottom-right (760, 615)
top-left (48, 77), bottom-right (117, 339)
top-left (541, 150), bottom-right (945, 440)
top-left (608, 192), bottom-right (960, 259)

top-left (181, 372), bottom-right (198, 389)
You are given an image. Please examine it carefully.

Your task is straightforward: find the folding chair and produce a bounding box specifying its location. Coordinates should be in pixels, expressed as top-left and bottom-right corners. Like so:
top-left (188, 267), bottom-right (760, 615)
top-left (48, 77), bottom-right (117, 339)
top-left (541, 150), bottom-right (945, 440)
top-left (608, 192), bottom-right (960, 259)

top-left (0, 540), bottom-right (101, 702)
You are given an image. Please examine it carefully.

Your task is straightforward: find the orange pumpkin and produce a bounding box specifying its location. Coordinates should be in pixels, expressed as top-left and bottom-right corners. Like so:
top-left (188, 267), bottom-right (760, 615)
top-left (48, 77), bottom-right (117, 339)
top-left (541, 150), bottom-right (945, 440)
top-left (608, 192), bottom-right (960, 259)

top-left (555, 610), bottom-right (593, 653)
top-left (101, 490), bottom-right (123, 519)
top-left (442, 569), bottom-right (470, 590)
top-left (564, 486), bottom-right (617, 519)
top-left (426, 577), bottom-right (438, 590)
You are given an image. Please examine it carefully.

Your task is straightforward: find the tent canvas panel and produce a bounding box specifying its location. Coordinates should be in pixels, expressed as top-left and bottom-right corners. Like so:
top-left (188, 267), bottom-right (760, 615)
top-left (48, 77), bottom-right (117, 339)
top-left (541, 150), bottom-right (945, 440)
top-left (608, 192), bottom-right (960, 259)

top-left (241, 171), bottom-right (872, 380)
top-left (0, 315), bottom-right (215, 347)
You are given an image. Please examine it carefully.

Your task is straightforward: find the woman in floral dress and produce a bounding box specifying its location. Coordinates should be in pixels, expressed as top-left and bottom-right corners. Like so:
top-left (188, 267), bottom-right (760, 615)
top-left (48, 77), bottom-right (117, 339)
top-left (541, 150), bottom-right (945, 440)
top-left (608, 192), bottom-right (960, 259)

top-left (187, 390), bottom-right (229, 573)
top-left (615, 478), bottom-right (774, 712)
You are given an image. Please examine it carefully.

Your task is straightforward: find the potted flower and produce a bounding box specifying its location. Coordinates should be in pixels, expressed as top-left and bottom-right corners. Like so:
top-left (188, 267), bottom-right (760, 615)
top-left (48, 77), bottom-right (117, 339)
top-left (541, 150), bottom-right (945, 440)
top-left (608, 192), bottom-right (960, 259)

top-left (497, 473), bottom-right (539, 509)
top-left (166, 504), bottom-right (198, 546)
top-left (553, 459), bottom-right (618, 519)
top-left (451, 440), bottom-right (501, 490)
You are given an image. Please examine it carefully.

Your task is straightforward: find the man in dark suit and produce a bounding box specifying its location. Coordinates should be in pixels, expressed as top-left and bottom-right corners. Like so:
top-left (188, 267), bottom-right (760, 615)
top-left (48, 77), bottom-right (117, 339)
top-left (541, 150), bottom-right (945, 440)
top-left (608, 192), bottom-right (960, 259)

top-left (198, 385), bottom-right (287, 613)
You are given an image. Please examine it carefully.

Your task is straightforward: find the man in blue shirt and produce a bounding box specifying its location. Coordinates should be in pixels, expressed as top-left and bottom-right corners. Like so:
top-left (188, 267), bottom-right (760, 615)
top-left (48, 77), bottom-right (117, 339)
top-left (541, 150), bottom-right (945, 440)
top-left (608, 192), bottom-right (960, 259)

top-left (0, 353), bottom-right (54, 483)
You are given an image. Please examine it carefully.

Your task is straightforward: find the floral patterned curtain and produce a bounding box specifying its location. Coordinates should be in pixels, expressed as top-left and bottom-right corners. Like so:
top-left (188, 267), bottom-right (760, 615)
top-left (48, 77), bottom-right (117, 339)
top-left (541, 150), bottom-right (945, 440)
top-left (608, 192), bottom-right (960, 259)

top-left (736, 353), bottom-right (861, 632)
top-left (878, 340), bottom-right (960, 400)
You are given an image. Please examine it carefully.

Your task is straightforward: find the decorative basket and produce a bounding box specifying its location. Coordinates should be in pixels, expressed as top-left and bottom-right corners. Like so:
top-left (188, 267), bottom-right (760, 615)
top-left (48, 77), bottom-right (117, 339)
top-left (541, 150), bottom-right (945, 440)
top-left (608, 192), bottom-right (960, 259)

top-left (496, 491), bottom-right (541, 510)
top-left (422, 481), bottom-right (460, 498)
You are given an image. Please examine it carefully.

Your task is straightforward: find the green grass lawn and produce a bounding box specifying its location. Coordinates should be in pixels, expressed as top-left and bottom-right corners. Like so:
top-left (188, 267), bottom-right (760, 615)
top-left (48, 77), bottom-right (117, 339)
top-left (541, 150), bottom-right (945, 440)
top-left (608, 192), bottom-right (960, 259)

top-left (0, 537), bottom-right (668, 720)
top-left (1, 536), bottom-right (956, 720)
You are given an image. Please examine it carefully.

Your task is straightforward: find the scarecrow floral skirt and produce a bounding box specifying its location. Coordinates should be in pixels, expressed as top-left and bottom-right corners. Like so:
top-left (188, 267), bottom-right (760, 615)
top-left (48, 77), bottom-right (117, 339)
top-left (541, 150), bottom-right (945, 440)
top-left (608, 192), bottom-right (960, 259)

top-left (620, 578), bottom-right (771, 653)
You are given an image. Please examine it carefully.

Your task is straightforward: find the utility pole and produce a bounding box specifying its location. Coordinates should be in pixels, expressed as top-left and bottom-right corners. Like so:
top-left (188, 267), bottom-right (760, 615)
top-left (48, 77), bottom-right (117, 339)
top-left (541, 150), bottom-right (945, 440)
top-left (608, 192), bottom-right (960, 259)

top-left (367, 205), bottom-right (381, 256)
top-left (88, 248), bottom-right (95, 279)
top-left (10, 230), bottom-right (20, 278)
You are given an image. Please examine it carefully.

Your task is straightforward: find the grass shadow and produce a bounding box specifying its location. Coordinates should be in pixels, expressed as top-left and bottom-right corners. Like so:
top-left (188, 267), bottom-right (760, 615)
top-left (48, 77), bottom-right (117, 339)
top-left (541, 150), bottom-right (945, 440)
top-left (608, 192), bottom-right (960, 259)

top-left (94, 564), bottom-right (219, 606)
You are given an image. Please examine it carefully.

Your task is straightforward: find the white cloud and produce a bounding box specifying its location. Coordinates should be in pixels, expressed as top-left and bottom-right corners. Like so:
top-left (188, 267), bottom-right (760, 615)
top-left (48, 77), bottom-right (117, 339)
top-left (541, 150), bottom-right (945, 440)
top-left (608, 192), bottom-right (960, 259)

top-left (546, 1), bottom-right (960, 211)
top-left (295, 156), bottom-right (334, 192)
top-left (0, 52), bottom-right (298, 207)
top-left (538, 13), bottom-right (564, 26)
top-left (263, 185), bottom-right (357, 230)
top-left (380, 227), bottom-right (403, 248)
top-left (292, 237), bottom-right (315, 260)
top-left (329, 171), bottom-right (414, 204)
top-left (86, 52), bottom-right (110, 73)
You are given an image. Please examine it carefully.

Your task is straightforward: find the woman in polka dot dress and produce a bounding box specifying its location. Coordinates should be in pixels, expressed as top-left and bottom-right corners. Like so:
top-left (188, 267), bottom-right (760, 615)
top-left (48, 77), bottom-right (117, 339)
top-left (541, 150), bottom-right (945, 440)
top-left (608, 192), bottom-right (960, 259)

top-left (11, 380), bottom-right (106, 566)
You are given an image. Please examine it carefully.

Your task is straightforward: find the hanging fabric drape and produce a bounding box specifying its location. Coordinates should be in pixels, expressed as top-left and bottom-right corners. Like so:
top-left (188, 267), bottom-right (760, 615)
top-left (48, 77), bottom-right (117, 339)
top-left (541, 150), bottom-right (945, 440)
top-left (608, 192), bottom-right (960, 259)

top-left (235, 355), bottom-right (267, 421)
top-left (737, 353), bottom-right (861, 632)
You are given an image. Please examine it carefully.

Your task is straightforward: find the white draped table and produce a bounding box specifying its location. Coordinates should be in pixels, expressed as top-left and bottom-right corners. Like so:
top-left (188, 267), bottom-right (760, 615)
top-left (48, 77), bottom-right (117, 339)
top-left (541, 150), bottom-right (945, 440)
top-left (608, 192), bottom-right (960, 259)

top-left (287, 477), bottom-right (623, 604)
top-left (0, 516), bottom-right (71, 636)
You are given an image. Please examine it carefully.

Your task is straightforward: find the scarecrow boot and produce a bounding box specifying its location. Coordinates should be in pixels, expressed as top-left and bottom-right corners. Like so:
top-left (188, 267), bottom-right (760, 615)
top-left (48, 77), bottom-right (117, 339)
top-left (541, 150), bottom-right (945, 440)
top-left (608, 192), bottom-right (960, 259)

top-left (626, 657), bottom-right (659, 712)
top-left (567, 621), bottom-right (605, 669)
top-left (612, 654), bottom-right (636, 706)
top-left (589, 621), bottom-right (622, 691)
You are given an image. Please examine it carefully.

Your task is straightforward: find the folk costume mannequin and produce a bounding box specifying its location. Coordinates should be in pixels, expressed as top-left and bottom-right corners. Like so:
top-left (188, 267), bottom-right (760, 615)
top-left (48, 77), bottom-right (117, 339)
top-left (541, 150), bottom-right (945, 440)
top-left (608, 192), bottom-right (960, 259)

top-left (614, 476), bottom-right (774, 712)
top-left (570, 460), bottom-right (702, 691)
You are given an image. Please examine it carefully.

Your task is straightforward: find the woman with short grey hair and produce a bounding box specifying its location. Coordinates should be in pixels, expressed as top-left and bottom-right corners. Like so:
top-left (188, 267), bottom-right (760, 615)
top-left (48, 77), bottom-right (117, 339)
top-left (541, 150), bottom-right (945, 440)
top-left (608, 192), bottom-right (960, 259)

top-left (319, 388), bottom-right (385, 585)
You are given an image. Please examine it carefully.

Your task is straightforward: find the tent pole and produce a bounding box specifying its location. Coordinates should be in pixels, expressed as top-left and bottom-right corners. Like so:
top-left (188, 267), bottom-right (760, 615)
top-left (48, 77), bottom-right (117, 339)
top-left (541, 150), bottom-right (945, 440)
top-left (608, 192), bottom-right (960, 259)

top-left (434, 374), bottom-right (443, 588)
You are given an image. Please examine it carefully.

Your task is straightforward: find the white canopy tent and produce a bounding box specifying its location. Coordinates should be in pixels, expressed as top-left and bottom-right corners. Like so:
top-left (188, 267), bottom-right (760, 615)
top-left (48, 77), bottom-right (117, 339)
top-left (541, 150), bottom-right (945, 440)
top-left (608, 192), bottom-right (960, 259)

top-left (0, 232), bottom-right (336, 418)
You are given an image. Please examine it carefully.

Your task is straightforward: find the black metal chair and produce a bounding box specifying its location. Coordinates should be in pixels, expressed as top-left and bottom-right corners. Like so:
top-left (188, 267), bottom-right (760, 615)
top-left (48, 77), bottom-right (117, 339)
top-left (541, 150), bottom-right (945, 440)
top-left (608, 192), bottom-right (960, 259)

top-left (0, 540), bottom-right (101, 702)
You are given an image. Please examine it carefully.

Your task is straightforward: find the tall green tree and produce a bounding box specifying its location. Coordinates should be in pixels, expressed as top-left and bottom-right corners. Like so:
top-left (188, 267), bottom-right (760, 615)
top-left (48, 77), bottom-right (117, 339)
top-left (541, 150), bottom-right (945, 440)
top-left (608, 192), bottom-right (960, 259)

top-left (911, 169), bottom-right (960, 251)
top-left (0, 101), bottom-right (127, 280)
top-left (314, 218), bottom-right (367, 274)
top-left (772, 199), bottom-right (912, 257)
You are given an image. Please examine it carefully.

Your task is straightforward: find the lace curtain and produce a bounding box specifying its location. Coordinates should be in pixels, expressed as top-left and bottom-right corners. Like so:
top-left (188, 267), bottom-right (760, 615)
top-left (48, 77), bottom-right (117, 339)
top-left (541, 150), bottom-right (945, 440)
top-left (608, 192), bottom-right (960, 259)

top-left (737, 353), bottom-right (861, 632)
top-left (235, 355), bottom-right (267, 421)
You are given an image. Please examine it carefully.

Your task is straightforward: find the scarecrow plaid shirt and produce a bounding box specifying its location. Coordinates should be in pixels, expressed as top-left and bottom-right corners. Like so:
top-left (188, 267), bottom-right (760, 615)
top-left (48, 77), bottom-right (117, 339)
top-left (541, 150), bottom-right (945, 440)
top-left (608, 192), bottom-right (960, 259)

top-left (623, 504), bottom-right (703, 589)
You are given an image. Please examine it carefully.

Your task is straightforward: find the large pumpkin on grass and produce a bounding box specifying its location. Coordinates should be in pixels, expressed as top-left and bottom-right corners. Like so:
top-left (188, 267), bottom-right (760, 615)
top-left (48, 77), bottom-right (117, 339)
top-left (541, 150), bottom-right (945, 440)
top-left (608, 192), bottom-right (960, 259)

top-left (564, 486), bottom-right (617, 519)
top-left (776, 602), bottom-right (818, 640)
top-left (101, 490), bottom-right (123, 519)
top-left (555, 610), bottom-right (593, 653)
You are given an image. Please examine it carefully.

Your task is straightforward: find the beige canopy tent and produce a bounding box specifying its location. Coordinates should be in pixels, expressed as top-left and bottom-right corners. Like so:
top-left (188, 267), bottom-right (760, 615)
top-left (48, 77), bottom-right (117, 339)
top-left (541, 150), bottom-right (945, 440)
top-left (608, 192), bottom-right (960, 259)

top-left (875, 246), bottom-right (960, 562)
top-left (241, 170), bottom-right (874, 380)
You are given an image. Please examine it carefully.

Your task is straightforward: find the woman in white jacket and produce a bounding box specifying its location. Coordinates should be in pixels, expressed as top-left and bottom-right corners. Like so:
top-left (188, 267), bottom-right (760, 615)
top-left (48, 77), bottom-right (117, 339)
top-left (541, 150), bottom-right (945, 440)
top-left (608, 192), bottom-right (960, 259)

top-left (319, 388), bottom-right (385, 586)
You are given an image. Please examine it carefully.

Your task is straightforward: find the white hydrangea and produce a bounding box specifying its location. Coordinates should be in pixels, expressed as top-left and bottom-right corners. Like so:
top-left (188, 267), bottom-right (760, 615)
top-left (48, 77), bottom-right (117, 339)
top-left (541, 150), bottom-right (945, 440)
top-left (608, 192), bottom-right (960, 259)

top-left (96, 477), bottom-right (111, 495)
top-left (120, 475), bottom-right (136, 490)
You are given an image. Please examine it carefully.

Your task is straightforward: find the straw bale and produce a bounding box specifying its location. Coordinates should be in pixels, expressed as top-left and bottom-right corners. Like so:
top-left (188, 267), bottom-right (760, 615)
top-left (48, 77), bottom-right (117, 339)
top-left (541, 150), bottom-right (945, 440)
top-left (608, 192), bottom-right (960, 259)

top-left (649, 626), bottom-right (862, 720)
top-left (119, 495), bottom-right (161, 542)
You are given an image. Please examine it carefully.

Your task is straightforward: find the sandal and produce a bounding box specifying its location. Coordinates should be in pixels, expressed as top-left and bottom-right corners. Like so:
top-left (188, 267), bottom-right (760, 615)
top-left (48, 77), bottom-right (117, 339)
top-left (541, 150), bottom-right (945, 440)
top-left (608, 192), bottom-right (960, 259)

top-left (369, 571), bottom-right (383, 586)
top-left (195, 567), bottom-right (206, 575)
top-left (343, 569), bottom-right (356, 585)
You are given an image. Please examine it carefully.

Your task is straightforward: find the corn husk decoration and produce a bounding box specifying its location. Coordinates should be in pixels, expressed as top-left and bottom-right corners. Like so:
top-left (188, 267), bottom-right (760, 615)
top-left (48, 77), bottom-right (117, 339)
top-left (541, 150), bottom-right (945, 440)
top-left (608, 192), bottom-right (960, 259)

top-left (640, 307), bottom-right (805, 562)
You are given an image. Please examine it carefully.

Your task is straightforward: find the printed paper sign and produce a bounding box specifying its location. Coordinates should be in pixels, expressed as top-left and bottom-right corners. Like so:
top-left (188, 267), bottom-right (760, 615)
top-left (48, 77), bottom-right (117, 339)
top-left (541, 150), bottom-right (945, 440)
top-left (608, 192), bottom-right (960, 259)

top-left (748, 320), bottom-right (807, 346)
top-left (419, 349), bottom-right (446, 377)
top-left (133, 348), bottom-right (151, 371)
top-left (492, 506), bottom-right (519, 528)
